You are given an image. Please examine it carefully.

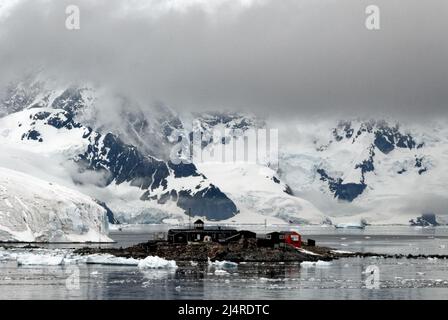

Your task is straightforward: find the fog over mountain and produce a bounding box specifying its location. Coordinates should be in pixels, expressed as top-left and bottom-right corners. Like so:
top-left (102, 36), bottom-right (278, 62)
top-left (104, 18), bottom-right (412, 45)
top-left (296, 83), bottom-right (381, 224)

top-left (0, 0), bottom-right (447, 122)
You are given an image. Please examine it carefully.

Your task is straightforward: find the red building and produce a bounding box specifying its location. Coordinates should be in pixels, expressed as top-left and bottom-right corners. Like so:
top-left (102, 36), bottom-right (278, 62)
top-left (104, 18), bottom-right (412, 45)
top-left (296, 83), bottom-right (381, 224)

top-left (259, 231), bottom-right (302, 248)
top-left (281, 231), bottom-right (302, 248)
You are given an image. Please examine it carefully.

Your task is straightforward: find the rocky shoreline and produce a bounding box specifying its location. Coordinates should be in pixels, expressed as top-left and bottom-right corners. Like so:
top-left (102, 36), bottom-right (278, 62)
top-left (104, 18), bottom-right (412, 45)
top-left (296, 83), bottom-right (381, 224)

top-left (72, 239), bottom-right (448, 263)
top-left (73, 239), bottom-right (334, 262)
top-left (3, 239), bottom-right (448, 263)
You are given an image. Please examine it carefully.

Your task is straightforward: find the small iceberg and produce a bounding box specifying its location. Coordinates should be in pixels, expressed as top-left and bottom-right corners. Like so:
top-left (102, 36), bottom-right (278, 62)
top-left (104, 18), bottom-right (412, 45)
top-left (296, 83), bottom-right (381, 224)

top-left (0, 249), bottom-right (178, 270)
top-left (208, 258), bottom-right (238, 270)
top-left (335, 221), bottom-right (367, 229)
top-left (0, 248), bottom-right (77, 266)
top-left (17, 253), bottom-right (65, 266)
top-left (190, 261), bottom-right (198, 267)
top-left (138, 256), bottom-right (177, 269)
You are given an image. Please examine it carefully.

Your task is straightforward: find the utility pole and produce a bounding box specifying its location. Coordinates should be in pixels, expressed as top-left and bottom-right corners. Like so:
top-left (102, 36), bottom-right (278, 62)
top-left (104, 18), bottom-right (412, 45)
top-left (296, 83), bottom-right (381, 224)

top-left (99, 216), bottom-right (101, 249)
top-left (99, 213), bottom-right (105, 249)
top-left (188, 208), bottom-right (192, 229)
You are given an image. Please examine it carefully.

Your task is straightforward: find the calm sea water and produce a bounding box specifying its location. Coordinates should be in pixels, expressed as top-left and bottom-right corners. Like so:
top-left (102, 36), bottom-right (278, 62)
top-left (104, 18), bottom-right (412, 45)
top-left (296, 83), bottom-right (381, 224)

top-left (1, 225), bottom-right (448, 300)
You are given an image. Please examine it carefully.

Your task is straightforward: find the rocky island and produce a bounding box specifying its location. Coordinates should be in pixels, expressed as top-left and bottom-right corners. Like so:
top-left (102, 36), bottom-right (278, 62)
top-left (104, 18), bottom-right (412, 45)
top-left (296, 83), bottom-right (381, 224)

top-left (73, 220), bottom-right (448, 263)
top-left (74, 238), bottom-right (342, 263)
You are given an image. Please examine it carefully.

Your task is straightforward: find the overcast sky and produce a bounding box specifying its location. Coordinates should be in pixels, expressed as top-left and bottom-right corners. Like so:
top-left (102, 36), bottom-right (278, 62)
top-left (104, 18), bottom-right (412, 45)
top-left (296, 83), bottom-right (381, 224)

top-left (0, 0), bottom-right (447, 121)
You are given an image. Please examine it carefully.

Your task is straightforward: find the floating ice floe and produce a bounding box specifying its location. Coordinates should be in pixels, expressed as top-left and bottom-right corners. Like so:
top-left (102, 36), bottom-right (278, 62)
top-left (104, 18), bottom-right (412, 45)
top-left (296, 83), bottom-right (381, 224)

top-left (0, 247), bottom-right (9, 261)
top-left (17, 253), bottom-right (65, 266)
top-left (331, 250), bottom-right (353, 254)
top-left (300, 260), bottom-right (332, 267)
top-left (0, 249), bottom-right (178, 269)
top-left (1, 248), bottom-right (73, 266)
top-left (214, 269), bottom-right (229, 275)
top-left (138, 256), bottom-right (177, 269)
top-left (86, 254), bottom-right (140, 266)
top-left (208, 258), bottom-right (238, 270)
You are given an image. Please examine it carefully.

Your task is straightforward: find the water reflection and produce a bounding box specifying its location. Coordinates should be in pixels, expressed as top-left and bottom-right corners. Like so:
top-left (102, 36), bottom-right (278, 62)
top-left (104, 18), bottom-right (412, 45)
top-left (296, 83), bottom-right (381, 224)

top-left (1, 257), bottom-right (448, 299)
top-left (1, 225), bottom-right (448, 299)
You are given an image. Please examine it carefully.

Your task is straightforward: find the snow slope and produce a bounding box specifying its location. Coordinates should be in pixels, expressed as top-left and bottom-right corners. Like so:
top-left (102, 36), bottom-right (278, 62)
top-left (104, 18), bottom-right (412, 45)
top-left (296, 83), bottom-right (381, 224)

top-left (197, 162), bottom-right (326, 224)
top-left (0, 167), bottom-right (111, 242)
top-left (190, 112), bottom-right (327, 224)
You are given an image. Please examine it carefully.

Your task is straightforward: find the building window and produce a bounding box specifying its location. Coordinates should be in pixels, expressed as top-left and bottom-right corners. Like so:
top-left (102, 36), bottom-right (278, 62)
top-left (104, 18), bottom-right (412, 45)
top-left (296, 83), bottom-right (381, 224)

top-left (196, 234), bottom-right (201, 240)
top-left (266, 235), bottom-right (271, 240)
top-left (279, 235), bottom-right (285, 240)
top-left (291, 235), bottom-right (299, 242)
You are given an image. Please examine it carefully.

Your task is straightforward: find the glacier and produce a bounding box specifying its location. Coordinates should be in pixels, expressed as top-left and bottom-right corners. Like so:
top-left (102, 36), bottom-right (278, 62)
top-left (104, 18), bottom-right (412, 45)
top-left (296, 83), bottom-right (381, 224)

top-left (0, 167), bottom-right (112, 242)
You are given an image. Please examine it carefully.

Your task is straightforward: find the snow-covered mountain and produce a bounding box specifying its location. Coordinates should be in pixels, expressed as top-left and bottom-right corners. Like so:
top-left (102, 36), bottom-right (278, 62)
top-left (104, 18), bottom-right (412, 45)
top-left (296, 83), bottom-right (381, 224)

top-left (189, 112), bottom-right (327, 224)
top-left (187, 113), bottom-right (448, 225)
top-left (1, 75), bottom-right (447, 230)
top-left (278, 119), bottom-right (448, 225)
top-left (0, 106), bottom-right (237, 222)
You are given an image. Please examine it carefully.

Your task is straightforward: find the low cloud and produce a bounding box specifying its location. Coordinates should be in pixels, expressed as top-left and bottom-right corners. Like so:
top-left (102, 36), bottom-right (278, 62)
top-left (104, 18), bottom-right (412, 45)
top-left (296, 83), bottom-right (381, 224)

top-left (0, 0), bottom-right (447, 121)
